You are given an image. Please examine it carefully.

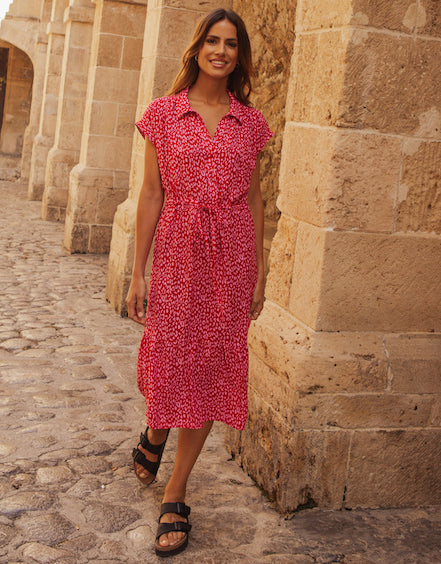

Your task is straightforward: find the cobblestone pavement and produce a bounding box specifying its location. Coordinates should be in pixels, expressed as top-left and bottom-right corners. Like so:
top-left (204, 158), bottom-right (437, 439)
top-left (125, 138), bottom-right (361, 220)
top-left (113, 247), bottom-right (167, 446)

top-left (1, 179), bottom-right (441, 564)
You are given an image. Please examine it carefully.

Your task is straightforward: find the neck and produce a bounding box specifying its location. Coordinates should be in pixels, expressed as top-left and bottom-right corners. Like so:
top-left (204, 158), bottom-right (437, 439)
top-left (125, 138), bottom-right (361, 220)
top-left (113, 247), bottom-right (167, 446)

top-left (189, 72), bottom-right (229, 104)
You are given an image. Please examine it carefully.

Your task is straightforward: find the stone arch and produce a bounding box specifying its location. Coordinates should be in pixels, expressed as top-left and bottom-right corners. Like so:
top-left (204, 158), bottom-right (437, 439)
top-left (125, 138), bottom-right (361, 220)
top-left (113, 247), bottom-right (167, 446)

top-left (0, 41), bottom-right (33, 179)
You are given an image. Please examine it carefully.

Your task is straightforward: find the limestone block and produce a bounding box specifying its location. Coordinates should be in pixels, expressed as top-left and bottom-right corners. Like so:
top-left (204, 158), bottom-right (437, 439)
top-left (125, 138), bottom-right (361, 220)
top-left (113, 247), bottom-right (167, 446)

top-left (278, 124), bottom-right (400, 232)
top-left (292, 392), bottom-right (434, 430)
top-left (396, 139), bottom-right (441, 234)
top-left (64, 216), bottom-right (89, 252)
top-left (285, 34), bottom-right (318, 124)
top-left (296, 0), bottom-right (352, 31)
top-left (340, 34), bottom-right (441, 137)
top-left (100, 1), bottom-right (146, 37)
top-left (28, 134), bottom-right (54, 200)
top-left (345, 429), bottom-right (441, 508)
top-left (419, 0), bottom-right (441, 37)
top-left (97, 34), bottom-right (123, 68)
top-left (93, 67), bottom-right (140, 103)
top-left (226, 391), bottom-right (350, 511)
top-left (165, 0), bottom-right (231, 10)
top-left (65, 45), bottom-right (92, 75)
top-left (265, 214), bottom-right (297, 308)
top-left (351, 0), bottom-right (422, 33)
top-left (116, 104), bottom-right (138, 138)
top-left (89, 225), bottom-right (113, 254)
top-left (152, 56), bottom-right (182, 98)
top-left (384, 334), bottom-right (441, 394)
top-left (158, 6), bottom-right (212, 60)
top-left (95, 188), bottom-right (128, 224)
top-left (289, 225), bottom-right (441, 332)
top-left (249, 301), bottom-right (388, 394)
top-left (121, 37), bottom-right (143, 70)
top-left (89, 101), bottom-right (118, 137)
top-left (85, 135), bottom-right (132, 170)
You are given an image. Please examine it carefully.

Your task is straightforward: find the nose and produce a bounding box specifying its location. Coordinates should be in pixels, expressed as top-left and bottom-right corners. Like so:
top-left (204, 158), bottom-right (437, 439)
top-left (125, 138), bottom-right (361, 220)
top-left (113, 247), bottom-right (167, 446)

top-left (215, 41), bottom-right (226, 55)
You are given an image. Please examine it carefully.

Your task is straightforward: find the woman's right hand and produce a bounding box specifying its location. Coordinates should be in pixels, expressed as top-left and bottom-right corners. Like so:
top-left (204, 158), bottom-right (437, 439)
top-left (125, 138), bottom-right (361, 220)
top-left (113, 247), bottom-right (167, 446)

top-left (126, 275), bottom-right (147, 325)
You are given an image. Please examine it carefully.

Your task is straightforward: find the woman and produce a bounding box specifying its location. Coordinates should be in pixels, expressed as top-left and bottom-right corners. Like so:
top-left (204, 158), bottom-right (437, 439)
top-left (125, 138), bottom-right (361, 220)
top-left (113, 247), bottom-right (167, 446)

top-left (126, 7), bottom-right (272, 557)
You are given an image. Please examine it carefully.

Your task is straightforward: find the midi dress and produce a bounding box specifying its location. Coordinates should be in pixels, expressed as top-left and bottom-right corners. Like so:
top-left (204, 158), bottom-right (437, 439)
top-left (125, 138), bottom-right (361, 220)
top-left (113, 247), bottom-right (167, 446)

top-left (135, 87), bottom-right (273, 430)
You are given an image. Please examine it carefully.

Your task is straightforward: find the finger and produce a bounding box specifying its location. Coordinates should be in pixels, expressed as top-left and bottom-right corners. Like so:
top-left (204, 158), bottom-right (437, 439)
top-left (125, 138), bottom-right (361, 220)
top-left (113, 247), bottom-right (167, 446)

top-left (136, 297), bottom-right (145, 320)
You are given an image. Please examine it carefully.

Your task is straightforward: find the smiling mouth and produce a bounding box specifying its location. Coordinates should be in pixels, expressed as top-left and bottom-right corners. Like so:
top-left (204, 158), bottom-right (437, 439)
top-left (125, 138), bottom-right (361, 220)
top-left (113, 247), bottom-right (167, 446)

top-left (210, 60), bottom-right (228, 66)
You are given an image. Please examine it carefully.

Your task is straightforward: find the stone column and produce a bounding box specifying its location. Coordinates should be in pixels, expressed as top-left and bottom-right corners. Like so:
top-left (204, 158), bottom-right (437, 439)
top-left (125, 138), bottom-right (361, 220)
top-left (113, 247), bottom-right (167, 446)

top-left (42, 0), bottom-right (95, 221)
top-left (226, 0), bottom-right (441, 510)
top-left (28, 0), bottom-right (68, 200)
top-left (20, 0), bottom-right (52, 183)
top-left (105, 0), bottom-right (231, 313)
top-left (63, 0), bottom-right (147, 253)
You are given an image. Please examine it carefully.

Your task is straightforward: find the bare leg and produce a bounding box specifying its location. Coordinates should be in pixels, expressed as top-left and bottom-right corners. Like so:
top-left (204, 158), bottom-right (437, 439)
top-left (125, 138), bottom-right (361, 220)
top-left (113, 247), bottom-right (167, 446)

top-left (158, 420), bottom-right (214, 548)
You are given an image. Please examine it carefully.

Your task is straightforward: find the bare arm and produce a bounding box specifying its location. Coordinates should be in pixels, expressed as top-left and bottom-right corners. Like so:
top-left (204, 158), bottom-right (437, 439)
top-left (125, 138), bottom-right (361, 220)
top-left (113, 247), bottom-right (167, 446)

top-left (247, 154), bottom-right (265, 320)
top-left (126, 138), bottom-right (164, 324)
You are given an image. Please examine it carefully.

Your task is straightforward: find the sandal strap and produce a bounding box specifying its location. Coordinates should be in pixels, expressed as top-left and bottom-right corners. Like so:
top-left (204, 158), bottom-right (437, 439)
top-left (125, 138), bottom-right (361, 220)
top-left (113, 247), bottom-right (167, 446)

top-left (159, 502), bottom-right (191, 519)
top-left (156, 521), bottom-right (191, 541)
top-left (132, 447), bottom-right (160, 476)
top-left (139, 428), bottom-right (169, 455)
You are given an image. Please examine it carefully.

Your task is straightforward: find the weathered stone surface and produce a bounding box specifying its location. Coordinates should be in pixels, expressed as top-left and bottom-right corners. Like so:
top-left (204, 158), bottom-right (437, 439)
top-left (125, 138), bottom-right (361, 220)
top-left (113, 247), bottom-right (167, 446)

top-left (36, 466), bottom-right (74, 485)
top-left (16, 513), bottom-right (76, 545)
top-left (385, 334), bottom-right (441, 393)
top-left (67, 455), bottom-right (112, 475)
top-left (396, 139), bottom-right (441, 234)
top-left (289, 225), bottom-right (441, 332)
top-left (21, 542), bottom-right (74, 563)
top-left (345, 430), bottom-right (441, 508)
top-left (82, 502), bottom-right (140, 533)
top-left (0, 491), bottom-right (55, 516)
top-left (277, 125), bottom-right (401, 231)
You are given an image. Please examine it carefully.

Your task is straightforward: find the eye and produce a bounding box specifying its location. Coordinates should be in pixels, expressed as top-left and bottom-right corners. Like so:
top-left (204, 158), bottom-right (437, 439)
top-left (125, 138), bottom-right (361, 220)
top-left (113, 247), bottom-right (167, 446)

top-left (228, 42), bottom-right (238, 49)
top-left (206, 37), bottom-right (216, 44)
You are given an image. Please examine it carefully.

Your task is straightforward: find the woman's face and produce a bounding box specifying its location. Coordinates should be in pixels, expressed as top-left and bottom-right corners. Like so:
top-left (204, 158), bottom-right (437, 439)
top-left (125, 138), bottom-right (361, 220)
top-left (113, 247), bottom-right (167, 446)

top-left (197, 19), bottom-right (239, 80)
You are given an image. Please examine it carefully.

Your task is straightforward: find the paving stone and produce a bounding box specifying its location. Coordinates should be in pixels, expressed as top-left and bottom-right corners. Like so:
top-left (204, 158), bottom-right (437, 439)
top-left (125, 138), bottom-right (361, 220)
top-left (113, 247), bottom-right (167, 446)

top-left (82, 502), bottom-right (141, 533)
top-left (0, 338), bottom-right (32, 350)
top-left (67, 456), bottom-right (112, 475)
top-left (16, 513), bottom-right (76, 545)
top-left (21, 328), bottom-right (57, 340)
top-left (21, 542), bottom-right (75, 563)
top-left (0, 491), bottom-right (55, 516)
top-left (72, 365), bottom-right (107, 380)
top-left (65, 477), bottom-right (104, 497)
top-left (36, 466), bottom-right (75, 485)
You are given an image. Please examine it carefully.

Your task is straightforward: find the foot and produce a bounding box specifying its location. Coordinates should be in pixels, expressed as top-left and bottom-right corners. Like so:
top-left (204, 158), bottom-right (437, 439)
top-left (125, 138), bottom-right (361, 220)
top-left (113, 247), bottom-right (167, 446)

top-left (134, 428), bottom-right (168, 482)
top-left (157, 491), bottom-right (187, 548)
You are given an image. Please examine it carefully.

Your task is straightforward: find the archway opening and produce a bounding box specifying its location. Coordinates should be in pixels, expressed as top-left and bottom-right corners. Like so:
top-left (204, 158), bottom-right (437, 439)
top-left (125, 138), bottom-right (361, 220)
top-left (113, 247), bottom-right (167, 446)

top-left (0, 40), bottom-right (33, 179)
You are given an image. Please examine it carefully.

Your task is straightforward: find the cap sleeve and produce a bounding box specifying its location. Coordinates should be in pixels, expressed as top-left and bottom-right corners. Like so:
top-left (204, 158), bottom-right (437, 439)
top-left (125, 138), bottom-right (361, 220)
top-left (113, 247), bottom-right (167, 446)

top-left (254, 110), bottom-right (273, 154)
top-left (135, 98), bottom-right (161, 146)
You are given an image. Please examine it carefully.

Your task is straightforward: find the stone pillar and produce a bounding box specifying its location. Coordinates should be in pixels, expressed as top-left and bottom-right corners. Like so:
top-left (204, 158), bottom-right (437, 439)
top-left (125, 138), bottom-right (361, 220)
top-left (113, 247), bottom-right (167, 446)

top-left (42, 0), bottom-right (95, 221)
top-left (63, 0), bottom-right (147, 253)
top-left (226, 0), bottom-right (441, 510)
top-left (20, 33), bottom-right (48, 183)
top-left (105, 0), bottom-right (231, 313)
top-left (28, 0), bottom-right (68, 200)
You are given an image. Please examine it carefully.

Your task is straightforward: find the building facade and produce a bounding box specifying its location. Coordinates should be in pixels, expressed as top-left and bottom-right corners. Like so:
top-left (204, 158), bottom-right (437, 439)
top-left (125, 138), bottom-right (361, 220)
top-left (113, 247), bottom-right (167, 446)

top-left (1, 0), bottom-right (440, 510)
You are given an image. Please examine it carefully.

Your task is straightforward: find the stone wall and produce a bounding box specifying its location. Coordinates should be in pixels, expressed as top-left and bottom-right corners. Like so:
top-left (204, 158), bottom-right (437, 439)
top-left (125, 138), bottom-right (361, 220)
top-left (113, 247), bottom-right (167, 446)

top-left (232, 0), bottom-right (297, 222)
top-left (226, 0), bottom-right (441, 511)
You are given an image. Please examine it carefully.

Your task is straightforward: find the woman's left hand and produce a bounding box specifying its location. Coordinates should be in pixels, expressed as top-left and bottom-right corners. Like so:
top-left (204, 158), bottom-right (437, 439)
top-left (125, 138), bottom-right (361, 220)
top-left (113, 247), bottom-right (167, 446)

top-left (249, 278), bottom-right (265, 320)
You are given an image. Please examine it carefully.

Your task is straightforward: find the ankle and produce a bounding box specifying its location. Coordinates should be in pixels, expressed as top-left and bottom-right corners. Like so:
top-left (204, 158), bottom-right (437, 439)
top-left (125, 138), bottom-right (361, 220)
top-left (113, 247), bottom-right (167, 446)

top-left (148, 427), bottom-right (169, 445)
top-left (163, 484), bottom-right (186, 503)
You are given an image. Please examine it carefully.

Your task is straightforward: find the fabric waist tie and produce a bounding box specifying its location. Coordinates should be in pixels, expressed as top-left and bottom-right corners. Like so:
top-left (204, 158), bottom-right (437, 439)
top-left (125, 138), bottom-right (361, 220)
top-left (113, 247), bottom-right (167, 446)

top-left (164, 197), bottom-right (249, 355)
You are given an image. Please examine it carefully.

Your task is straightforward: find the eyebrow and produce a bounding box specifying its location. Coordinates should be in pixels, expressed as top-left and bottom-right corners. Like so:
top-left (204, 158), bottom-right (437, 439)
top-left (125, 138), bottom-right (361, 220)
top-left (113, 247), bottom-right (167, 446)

top-left (206, 34), bottom-right (238, 41)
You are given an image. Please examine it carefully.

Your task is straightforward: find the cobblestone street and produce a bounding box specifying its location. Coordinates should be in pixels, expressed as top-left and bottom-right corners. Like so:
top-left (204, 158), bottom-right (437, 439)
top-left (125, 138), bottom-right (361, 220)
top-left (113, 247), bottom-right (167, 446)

top-left (1, 180), bottom-right (440, 563)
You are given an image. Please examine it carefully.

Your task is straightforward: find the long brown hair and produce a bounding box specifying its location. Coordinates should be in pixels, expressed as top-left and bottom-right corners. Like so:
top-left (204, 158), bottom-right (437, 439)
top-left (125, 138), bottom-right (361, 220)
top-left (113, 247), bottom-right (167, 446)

top-left (168, 8), bottom-right (254, 106)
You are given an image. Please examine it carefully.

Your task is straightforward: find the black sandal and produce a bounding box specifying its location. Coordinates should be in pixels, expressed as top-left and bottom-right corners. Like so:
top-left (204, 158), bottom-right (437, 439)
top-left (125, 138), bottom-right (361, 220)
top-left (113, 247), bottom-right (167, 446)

top-left (132, 427), bottom-right (169, 485)
top-left (155, 502), bottom-right (191, 558)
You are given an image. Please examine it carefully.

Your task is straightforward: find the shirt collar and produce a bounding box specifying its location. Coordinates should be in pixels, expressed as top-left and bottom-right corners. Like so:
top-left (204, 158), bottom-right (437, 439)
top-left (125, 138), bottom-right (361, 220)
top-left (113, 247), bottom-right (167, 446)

top-left (176, 86), bottom-right (244, 124)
